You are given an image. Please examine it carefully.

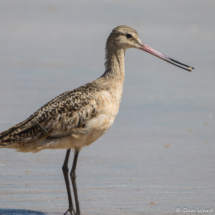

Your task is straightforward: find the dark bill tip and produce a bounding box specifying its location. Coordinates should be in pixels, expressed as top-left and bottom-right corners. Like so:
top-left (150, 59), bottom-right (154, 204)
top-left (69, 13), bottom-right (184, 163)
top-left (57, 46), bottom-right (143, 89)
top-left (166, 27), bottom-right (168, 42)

top-left (169, 58), bottom-right (195, 72)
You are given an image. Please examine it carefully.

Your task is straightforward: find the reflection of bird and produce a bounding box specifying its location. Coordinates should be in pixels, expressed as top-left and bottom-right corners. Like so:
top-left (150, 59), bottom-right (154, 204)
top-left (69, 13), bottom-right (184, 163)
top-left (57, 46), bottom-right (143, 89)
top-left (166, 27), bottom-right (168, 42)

top-left (0, 25), bottom-right (194, 215)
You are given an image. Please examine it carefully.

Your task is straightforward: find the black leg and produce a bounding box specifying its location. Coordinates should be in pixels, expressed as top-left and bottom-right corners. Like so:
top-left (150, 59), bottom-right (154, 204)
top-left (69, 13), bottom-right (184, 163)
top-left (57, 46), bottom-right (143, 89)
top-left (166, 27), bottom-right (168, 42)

top-left (62, 149), bottom-right (76, 215)
top-left (70, 149), bottom-right (81, 215)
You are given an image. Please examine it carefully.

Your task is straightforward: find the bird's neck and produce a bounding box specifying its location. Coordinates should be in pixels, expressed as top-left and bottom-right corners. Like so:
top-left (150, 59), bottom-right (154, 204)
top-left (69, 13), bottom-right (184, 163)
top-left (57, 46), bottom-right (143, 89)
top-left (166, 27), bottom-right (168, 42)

top-left (102, 48), bottom-right (125, 83)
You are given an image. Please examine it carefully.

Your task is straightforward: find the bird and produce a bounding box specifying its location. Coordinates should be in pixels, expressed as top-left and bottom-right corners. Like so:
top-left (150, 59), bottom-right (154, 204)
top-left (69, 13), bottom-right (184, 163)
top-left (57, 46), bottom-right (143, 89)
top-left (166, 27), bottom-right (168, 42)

top-left (0, 25), bottom-right (194, 215)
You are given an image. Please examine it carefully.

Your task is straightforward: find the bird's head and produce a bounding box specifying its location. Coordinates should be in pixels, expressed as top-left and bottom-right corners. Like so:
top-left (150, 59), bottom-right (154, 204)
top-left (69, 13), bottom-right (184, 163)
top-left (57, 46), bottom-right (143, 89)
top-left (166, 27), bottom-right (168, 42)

top-left (106, 25), bottom-right (194, 72)
top-left (106, 25), bottom-right (141, 50)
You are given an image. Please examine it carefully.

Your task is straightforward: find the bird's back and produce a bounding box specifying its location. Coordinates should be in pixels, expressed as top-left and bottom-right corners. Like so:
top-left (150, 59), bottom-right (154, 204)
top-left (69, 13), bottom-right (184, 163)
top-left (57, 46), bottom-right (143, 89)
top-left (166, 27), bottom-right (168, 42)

top-left (0, 77), bottom-right (122, 153)
top-left (0, 80), bottom-right (98, 151)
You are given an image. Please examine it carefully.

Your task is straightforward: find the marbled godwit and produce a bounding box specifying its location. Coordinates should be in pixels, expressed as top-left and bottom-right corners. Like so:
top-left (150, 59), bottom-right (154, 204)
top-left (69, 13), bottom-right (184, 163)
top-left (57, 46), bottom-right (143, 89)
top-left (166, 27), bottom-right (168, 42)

top-left (0, 25), bottom-right (194, 215)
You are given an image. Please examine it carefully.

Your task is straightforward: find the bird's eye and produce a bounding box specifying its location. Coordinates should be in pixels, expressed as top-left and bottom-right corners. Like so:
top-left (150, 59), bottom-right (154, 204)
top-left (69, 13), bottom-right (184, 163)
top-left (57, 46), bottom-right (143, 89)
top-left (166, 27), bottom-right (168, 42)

top-left (126, 34), bottom-right (132, 39)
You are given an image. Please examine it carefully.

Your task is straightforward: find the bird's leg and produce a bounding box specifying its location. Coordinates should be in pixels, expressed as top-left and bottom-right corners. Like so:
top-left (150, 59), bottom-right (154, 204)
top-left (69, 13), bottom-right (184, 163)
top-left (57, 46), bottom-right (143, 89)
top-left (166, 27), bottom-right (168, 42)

top-left (70, 148), bottom-right (81, 215)
top-left (62, 149), bottom-right (76, 215)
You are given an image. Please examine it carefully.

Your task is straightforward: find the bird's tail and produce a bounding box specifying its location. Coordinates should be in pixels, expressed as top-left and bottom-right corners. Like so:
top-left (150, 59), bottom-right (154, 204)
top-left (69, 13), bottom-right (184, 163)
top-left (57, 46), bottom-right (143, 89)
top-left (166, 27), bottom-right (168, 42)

top-left (0, 127), bottom-right (19, 149)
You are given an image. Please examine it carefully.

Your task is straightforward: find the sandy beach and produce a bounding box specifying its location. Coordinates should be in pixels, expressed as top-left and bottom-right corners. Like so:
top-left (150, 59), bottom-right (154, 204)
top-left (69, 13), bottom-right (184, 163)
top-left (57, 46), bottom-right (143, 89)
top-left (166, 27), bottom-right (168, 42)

top-left (0, 1), bottom-right (214, 214)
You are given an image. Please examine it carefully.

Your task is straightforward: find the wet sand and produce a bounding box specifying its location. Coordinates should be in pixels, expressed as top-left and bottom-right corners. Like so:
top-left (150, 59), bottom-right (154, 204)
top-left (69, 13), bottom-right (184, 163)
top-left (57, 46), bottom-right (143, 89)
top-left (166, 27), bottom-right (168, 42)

top-left (0, 0), bottom-right (215, 214)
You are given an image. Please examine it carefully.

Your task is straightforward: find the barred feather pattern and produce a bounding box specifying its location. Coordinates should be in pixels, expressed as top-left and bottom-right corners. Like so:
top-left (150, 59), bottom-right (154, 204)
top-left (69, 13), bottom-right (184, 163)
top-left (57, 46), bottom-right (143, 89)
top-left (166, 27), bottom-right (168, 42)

top-left (0, 81), bottom-right (102, 150)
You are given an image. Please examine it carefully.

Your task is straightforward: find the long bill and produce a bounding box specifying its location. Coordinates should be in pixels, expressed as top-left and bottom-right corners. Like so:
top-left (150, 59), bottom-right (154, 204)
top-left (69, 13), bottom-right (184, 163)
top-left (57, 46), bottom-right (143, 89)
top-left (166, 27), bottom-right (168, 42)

top-left (139, 43), bottom-right (194, 72)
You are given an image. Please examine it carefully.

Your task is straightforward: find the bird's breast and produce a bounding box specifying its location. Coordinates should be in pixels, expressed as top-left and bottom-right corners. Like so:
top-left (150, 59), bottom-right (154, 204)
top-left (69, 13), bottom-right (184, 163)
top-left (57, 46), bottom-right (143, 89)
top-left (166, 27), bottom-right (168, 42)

top-left (74, 89), bottom-right (122, 147)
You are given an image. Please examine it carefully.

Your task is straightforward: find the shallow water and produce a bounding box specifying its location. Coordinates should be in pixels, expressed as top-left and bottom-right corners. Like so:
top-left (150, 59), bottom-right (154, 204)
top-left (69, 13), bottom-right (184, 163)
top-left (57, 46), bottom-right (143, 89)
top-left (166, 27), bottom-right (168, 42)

top-left (0, 1), bottom-right (215, 214)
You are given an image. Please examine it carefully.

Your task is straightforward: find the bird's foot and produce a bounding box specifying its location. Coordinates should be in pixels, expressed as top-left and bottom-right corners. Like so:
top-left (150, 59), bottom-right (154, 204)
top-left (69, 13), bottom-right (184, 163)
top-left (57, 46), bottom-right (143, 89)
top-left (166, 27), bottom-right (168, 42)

top-left (64, 207), bottom-right (76, 215)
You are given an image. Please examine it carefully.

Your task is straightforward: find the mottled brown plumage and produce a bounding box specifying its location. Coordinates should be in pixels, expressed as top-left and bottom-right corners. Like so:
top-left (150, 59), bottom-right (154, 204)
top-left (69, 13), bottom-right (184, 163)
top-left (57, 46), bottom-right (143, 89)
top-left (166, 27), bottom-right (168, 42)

top-left (0, 82), bottom-right (101, 151)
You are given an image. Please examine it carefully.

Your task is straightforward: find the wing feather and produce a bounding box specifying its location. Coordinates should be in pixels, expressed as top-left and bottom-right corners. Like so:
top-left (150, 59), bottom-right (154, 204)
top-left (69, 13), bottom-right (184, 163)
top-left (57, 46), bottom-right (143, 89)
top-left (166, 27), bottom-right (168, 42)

top-left (0, 81), bottom-right (100, 148)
